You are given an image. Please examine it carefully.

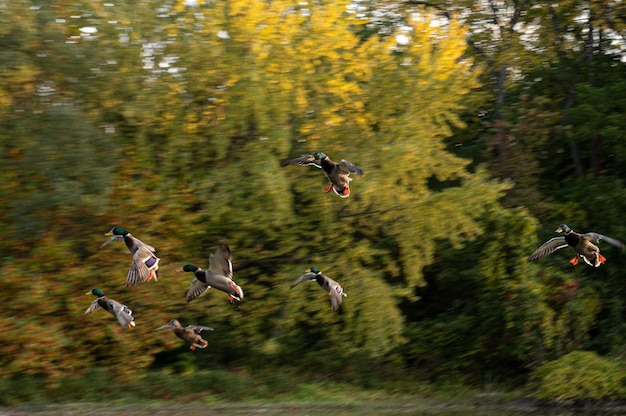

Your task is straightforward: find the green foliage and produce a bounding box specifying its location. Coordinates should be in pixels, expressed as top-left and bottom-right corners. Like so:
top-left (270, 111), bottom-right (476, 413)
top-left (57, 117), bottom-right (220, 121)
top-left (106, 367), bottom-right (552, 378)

top-left (531, 351), bottom-right (626, 402)
top-left (404, 206), bottom-right (606, 382)
top-left (9, 106), bottom-right (116, 233)
top-left (0, 366), bottom-right (437, 406)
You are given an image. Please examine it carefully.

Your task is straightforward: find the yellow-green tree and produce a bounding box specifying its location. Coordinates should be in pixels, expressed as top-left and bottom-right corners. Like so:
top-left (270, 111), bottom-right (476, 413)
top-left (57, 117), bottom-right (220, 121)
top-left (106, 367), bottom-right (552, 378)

top-left (0, 0), bottom-right (511, 380)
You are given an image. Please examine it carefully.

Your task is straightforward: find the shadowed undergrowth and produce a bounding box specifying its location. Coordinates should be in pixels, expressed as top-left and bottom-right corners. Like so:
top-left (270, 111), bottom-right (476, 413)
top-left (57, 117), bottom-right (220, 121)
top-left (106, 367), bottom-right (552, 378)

top-left (0, 366), bottom-right (484, 407)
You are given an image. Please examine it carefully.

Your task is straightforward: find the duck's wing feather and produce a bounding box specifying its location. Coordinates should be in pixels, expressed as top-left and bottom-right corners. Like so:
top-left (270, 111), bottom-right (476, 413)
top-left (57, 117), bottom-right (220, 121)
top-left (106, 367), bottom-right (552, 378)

top-left (186, 277), bottom-right (211, 302)
top-left (329, 289), bottom-right (344, 312)
top-left (186, 325), bottom-right (214, 334)
top-left (290, 272), bottom-right (317, 288)
top-left (126, 262), bottom-right (144, 287)
top-left (99, 235), bottom-right (122, 250)
top-left (281, 154), bottom-right (322, 169)
top-left (84, 300), bottom-right (101, 315)
top-left (324, 277), bottom-right (346, 311)
top-left (208, 245), bottom-right (233, 279)
top-left (131, 236), bottom-right (157, 253)
top-left (581, 232), bottom-right (625, 250)
top-left (338, 159), bottom-right (363, 176)
top-left (126, 244), bottom-right (159, 286)
top-left (527, 236), bottom-right (568, 262)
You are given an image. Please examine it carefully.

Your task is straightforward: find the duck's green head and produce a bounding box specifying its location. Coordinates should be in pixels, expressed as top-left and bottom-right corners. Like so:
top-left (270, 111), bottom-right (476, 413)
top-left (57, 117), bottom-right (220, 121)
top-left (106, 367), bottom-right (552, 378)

top-left (309, 266), bottom-right (321, 274)
top-left (182, 264), bottom-right (199, 273)
top-left (312, 152), bottom-right (327, 161)
top-left (109, 226), bottom-right (129, 236)
top-left (87, 288), bottom-right (105, 297)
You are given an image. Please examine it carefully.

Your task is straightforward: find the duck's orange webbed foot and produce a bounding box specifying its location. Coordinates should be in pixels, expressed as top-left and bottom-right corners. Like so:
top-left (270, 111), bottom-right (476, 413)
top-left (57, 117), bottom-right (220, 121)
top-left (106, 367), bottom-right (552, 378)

top-left (189, 345), bottom-right (196, 350)
top-left (569, 256), bottom-right (579, 265)
top-left (598, 253), bottom-right (607, 264)
top-left (324, 184), bottom-right (334, 193)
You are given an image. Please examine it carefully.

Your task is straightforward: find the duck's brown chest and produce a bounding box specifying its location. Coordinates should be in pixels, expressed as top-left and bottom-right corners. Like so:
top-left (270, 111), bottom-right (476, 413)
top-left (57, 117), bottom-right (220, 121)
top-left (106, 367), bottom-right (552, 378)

top-left (195, 270), bottom-right (209, 284)
top-left (97, 297), bottom-right (110, 311)
top-left (123, 235), bottom-right (135, 251)
top-left (174, 328), bottom-right (188, 341)
top-left (564, 232), bottom-right (581, 247)
top-left (315, 274), bottom-right (327, 289)
top-left (320, 158), bottom-right (335, 175)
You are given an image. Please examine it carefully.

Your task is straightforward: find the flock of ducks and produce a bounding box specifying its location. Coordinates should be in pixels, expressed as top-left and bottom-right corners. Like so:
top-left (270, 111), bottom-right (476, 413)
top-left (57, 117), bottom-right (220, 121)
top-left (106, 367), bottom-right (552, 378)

top-left (84, 151), bottom-right (625, 350)
top-left (84, 152), bottom-right (361, 350)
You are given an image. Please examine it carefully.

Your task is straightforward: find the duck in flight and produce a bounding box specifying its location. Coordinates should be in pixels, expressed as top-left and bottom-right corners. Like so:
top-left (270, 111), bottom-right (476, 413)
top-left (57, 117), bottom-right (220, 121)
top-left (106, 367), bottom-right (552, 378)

top-left (281, 152), bottom-right (363, 198)
top-left (528, 224), bottom-right (624, 267)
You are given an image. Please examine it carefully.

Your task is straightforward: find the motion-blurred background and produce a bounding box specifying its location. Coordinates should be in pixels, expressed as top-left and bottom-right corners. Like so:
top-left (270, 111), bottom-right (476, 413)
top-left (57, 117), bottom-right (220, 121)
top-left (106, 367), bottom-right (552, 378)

top-left (2, 0), bottom-right (626, 403)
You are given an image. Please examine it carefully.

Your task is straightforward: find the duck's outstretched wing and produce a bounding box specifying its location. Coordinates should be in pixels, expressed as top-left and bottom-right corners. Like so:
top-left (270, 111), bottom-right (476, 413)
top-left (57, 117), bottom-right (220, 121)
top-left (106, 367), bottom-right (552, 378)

top-left (290, 272), bottom-right (317, 288)
top-left (99, 235), bottom-right (122, 250)
top-left (581, 233), bottom-right (625, 250)
top-left (186, 276), bottom-right (211, 303)
top-left (328, 282), bottom-right (345, 312)
top-left (126, 243), bottom-right (159, 286)
top-left (187, 325), bottom-right (214, 334)
top-left (527, 236), bottom-right (568, 262)
top-left (329, 289), bottom-right (344, 312)
top-left (338, 159), bottom-right (363, 176)
top-left (281, 154), bottom-right (321, 169)
top-left (208, 245), bottom-right (233, 279)
top-left (84, 300), bottom-right (101, 315)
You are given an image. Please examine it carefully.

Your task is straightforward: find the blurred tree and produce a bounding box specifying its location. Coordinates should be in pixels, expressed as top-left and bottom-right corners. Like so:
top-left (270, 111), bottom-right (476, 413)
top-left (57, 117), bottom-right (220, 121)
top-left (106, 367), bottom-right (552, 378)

top-left (405, 206), bottom-right (604, 381)
top-left (0, 0), bottom-right (566, 386)
top-left (10, 106), bottom-right (116, 234)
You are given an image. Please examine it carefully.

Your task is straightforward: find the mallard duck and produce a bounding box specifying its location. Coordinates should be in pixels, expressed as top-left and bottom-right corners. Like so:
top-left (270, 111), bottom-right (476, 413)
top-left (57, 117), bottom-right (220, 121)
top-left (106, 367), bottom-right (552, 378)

top-left (84, 288), bottom-right (135, 328)
top-left (290, 266), bottom-right (347, 311)
top-left (99, 226), bottom-right (160, 286)
top-left (528, 224), bottom-right (625, 267)
top-left (155, 319), bottom-right (214, 350)
top-left (182, 245), bottom-right (244, 303)
top-left (281, 152), bottom-right (363, 198)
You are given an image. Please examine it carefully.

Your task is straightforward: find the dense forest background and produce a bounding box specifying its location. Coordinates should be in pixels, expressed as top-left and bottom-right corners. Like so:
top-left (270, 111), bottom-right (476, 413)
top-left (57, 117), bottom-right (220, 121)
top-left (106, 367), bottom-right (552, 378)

top-left (2, 0), bottom-right (626, 396)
